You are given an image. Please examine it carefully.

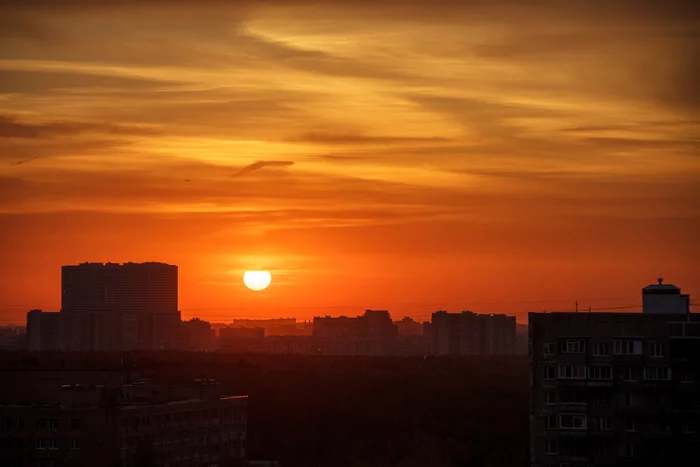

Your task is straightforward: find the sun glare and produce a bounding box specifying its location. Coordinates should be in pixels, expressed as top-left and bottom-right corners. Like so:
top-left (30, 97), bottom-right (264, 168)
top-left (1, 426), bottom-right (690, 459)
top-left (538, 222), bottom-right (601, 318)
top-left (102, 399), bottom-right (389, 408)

top-left (243, 270), bottom-right (272, 291)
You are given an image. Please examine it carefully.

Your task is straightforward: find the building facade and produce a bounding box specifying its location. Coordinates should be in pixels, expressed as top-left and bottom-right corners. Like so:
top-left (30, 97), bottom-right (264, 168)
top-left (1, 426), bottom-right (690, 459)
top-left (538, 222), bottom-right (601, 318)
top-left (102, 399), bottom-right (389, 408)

top-left (0, 377), bottom-right (247, 467)
top-left (431, 311), bottom-right (517, 356)
top-left (529, 298), bottom-right (700, 466)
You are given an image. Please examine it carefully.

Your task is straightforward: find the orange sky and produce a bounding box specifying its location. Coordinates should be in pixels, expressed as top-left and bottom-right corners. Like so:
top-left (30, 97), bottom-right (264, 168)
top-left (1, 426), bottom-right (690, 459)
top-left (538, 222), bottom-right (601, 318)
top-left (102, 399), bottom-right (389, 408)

top-left (1, 0), bottom-right (699, 324)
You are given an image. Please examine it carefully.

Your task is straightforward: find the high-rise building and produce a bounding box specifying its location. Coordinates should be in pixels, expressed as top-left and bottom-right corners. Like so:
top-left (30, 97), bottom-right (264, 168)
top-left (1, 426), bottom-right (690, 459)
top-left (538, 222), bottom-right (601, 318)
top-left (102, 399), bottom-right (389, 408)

top-left (529, 280), bottom-right (700, 466)
top-left (26, 309), bottom-right (63, 352)
top-left (61, 262), bottom-right (179, 351)
top-left (431, 311), bottom-right (516, 356)
top-left (311, 310), bottom-right (398, 355)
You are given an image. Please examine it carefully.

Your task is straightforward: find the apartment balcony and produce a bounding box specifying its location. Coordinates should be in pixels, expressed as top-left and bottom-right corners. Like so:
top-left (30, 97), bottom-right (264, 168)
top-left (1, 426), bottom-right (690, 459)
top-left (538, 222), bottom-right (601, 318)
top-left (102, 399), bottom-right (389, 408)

top-left (587, 429), bottom-right (614, 438)
top-left (559, 402), bottom-right (587, 413)
top-left (559, 430), bottom-right (588, 438)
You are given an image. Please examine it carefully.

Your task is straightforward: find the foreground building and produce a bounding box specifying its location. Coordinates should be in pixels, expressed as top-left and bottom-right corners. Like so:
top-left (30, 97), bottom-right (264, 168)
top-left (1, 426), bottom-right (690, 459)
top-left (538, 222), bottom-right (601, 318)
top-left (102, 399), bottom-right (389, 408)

top-left (529, 279), bottom-right (700, 466)
top-left (0, 375), bottom-right (247, 467)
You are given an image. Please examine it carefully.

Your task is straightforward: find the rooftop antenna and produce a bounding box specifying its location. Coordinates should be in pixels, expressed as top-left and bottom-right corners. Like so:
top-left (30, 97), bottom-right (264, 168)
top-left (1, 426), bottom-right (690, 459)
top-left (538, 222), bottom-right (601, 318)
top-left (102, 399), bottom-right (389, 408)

top-left (588, 306), bottom-right (591, 313)
top-left (575, 301), bottom-right (579, 313)
top-left (658, 277), bottom-right (663, 285)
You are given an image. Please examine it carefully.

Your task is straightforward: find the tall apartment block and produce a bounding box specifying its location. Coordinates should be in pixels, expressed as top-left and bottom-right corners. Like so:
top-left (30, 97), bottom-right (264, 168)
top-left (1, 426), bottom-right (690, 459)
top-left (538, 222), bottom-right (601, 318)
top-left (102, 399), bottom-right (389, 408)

top-left (58, 262), bottom-right (179, 351)
top-left (431, 311), bottom-right (516, 356)
top-left (529, 279), bottom-right (700, 466)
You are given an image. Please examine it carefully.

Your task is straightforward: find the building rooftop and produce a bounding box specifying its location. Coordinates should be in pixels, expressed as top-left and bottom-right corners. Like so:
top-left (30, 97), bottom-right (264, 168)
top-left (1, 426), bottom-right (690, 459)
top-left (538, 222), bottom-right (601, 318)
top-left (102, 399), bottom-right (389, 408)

top-left (643, 277), bottom-right (680, 291)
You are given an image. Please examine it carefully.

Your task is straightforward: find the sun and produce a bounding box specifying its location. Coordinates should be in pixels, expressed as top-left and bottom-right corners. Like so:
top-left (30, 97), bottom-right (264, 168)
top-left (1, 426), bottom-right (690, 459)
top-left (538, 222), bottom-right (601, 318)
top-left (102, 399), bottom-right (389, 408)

top-left (243, 270), bottom-right (272, 291)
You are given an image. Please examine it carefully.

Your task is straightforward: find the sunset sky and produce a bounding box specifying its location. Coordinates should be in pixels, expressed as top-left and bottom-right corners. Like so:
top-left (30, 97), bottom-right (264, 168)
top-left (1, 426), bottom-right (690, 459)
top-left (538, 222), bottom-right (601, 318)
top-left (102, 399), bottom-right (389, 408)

top-left (1, 0), bottom-right (699, 324)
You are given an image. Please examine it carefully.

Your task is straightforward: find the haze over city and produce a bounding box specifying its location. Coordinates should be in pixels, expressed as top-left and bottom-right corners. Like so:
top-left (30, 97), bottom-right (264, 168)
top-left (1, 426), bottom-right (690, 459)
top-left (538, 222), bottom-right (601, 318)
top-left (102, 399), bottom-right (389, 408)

top-left (1, 0), bottom-right (699, 325)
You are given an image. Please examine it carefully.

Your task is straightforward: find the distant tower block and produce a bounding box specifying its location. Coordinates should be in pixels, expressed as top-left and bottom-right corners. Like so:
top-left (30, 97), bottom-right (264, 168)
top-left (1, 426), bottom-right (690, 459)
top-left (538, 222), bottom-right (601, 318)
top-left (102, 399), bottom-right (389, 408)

top-left (642, 278), bottom-right (690, 314)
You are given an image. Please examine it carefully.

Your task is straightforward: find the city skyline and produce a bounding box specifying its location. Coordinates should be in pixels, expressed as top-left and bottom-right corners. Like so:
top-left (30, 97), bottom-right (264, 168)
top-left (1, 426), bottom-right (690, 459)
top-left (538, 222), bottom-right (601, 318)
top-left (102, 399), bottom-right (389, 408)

top-left (1, 0), bottom-right (699, 324)
top-left (3, 260), bottom-right (696, 325)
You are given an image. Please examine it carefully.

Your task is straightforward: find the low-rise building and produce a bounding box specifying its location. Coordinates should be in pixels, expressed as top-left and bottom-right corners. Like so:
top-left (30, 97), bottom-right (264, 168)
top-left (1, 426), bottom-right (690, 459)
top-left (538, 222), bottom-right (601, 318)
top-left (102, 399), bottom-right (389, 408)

top-left (0, 376), bottom-right (247, 467)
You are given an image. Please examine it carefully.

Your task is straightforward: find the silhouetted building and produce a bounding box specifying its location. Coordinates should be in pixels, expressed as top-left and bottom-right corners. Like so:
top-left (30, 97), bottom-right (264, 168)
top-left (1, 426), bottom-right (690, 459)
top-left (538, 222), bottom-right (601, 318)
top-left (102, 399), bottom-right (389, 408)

top-left (643, 278), bottom-right (690, 315)
top-left (231, 318), bottom-right (312, 336)
top-left (219, 327), bottom-right (265, 352)
top-left (27, 309), bottom-right (63, 352)
top-left (60, 262), bottom-right (179, 351)
top-left (529, 281), bottom-right (700, 467)
top-left (312, 310), bottom-right (398, 355)
top-left (394, 317), bottom-right (423, 337)
top-left (181, 318), bottom-right (214, 351)
top-left (431, 311), bottom-right (516, 356)
top-left (0, 326), bottom-right (24, 351)
top-left (0, 375), bottom-right (247, 467)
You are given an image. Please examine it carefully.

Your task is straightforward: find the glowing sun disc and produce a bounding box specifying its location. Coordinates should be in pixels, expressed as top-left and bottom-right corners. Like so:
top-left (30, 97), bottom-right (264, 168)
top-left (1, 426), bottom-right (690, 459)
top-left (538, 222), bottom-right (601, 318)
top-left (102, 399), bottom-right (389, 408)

top-left (243, 270), bottom-right (272, 291)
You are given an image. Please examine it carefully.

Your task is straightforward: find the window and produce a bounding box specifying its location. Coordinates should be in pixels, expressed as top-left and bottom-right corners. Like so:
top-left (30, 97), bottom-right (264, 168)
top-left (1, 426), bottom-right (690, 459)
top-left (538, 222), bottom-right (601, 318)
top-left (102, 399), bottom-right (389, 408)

top-left (588, 365), bottom-right (612, 380)
top-left (596, 393), bottom-right (608, 406)
top-left (48, 419), bottom-right (58, 430)
top-left (37, 419), bottom-right (48, 430)
top-left (683, 421), bottom-right (696, 434)
top-left (544, 391), bottom-right (556, 405)
top-left (652, 394), bottom-right (662, 407)
top-left (621, 367), bottom-right (635, 381)
top-left (70, 419), bottom-right (81, 430)
top-left (623, 442), bottom-right (635, 458)
top-left (70, 439), bottom-right (80, 450)
top-left (543, 365), bottom-right (556, 380)
top-left (614, 340), bottom-right (642, 355)
top-left (558, 364), bottom-right (586, 379)
top-left (543, 343), bottom-right (555, 356)
top-left (682, 371), bottom-right (694, 383)
top-left (593, 342), bottom-right (610, 356)
top-left (545, 440), bottom-right (558, 455)
top-left (563, 339), bottom-right (585, 354)
top-left (545, 415), bottom-right (557, 430)
top-left (624, 392), bottom-right (632, 407)
top-left (649, 343), bottom-right (666, 358)
top-left (36, 439), bottom-right (46, 450)
top-left (645, 367), bottom-right (671, 381)
top-left (625, 419), bottom-right (636, 432)
top-left (560, 414), bottom-right (587, 430)
top-left (598, 417), bottom-right (611, 431)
